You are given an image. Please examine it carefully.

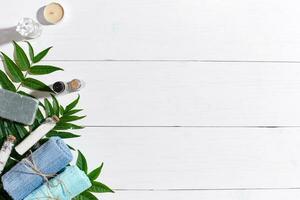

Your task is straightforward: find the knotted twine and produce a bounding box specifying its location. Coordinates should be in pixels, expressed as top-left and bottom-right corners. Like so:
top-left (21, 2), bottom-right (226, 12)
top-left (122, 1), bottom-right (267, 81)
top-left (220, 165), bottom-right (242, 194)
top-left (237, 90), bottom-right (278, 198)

top-left (21, 153), bottom-right (72, 200)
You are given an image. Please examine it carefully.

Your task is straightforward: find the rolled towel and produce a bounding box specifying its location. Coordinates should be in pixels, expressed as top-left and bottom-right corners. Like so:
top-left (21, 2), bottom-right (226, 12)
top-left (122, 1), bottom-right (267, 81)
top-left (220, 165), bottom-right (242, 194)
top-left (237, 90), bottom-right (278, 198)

top-left (24, 166), bottom-right (92, 200)
top-left (2, 137), bottom-right (73, 200)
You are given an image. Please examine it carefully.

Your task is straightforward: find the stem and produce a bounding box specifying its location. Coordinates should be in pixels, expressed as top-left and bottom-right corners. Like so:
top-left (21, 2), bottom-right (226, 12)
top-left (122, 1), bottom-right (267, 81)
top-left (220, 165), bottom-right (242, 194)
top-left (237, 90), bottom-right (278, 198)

top-left (16, 72), bottom-right (28, 91)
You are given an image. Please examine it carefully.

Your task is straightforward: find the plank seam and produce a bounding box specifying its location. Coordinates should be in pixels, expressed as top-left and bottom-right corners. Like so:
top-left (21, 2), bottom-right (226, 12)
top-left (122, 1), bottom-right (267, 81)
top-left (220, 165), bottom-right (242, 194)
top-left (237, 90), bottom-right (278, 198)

top-left (84, 125), bottom-right (300, 128)
top-left (4, 59), bottom-right (300, 63)
top-left (114, 187), bottom-right (300, 191)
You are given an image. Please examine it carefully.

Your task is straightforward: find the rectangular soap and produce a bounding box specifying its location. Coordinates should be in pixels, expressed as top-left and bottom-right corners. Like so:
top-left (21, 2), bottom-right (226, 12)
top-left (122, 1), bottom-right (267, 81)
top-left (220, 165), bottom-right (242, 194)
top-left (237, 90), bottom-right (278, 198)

top-left (0, 89), bottom-right (39, 125)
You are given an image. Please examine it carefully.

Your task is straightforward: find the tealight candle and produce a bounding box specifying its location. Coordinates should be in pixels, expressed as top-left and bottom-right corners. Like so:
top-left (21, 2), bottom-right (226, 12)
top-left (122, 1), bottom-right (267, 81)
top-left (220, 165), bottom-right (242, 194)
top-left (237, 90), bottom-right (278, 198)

top-left (43, 2), bottom-right (64, 24)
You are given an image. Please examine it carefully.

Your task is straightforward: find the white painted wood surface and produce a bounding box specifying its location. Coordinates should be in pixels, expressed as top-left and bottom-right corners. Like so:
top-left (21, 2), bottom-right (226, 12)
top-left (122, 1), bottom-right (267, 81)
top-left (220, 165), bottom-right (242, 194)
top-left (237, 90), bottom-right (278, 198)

top-left (101, 190), bottom-right (300, 200)
top-left (27, 61), bottom-right (300, 126)
top-left (1, 0), bottom-right (300, 60)
top-left (69, 127), bottom-right (300, 189)
top-left (1, 0), bottom-right (300, 199)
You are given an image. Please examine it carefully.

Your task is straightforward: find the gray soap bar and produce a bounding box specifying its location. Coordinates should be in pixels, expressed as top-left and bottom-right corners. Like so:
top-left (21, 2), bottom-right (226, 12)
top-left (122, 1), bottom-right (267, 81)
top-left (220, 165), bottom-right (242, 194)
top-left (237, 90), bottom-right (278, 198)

top-left (0, 89), bottom-right (39, 125)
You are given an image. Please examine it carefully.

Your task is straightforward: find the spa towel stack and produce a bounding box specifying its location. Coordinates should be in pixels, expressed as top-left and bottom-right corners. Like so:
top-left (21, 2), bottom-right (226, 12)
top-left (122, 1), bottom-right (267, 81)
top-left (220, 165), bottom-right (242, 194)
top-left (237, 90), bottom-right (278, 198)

top-left (24, 166), bottom-right (92, 200)
top-left (2, 137), bottom-right (73, 200)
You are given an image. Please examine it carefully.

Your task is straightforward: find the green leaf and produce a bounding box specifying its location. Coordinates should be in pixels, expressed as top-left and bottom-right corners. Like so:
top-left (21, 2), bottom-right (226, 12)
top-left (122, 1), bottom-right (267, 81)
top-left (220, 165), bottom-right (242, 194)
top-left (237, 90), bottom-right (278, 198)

top-left (65, 95), bottom-right (80, 113)
top-left (74, 192), bottom-right (98, 200)
top-left (33, 47), bottom-right (52, 63)
top-left (35, 108), bottom-right (45, 122)
top-left (0, 121), bottom-right (8, 138)
top-left (0, 69), bottom-right (16, 91)
top-left (22, 78), bottom-right (52, 92)
top-left (31, 108), bottom-right (45, 131)
top-left (88, 163), bottom-right (103, 181)
top-left (7, 122), bottom-right (19, 141)
top-left (67, 144), bottom-right (75, 151)
top-left (54, 122), bottom-right (83, 130)
top-left (1, 52), bottom-right (24, 83)
top-left (89, 181), bottom-right (114, 193)
top-left (4, 157), bottom-right (18, 172)
top-left (13, 41), bottom-right (30, 71)
top-left (0, 121), bottom-right (4, 140)
top-left (14, 124), bottom-right (29, 139)
top-left (2, 121), bottom-right (9, 137)
top-left (17, 91), bottom-right (34, 98)
top-left (59, 106), bottom-right (65, 116)
top-left (39, 101), bottom-right (45, 109)
top-left (64, 109), bottom-right (83, 116)
top-left (46, 131), bottom-right (80, 139)
top-left (76, 150), bottom-right (88, 173)
top-left (51, 94), bottom-right (59, 116)
top-left (0, 120), bottom-right (5, 135)
top-left (29, 65), bottom-right (63, 75)
top-left (26, 41), bottom-right (34, 61)
top-left (44, 99), bottom-right (53, 117)
top-left (59, 115), bottom-right (86, 123)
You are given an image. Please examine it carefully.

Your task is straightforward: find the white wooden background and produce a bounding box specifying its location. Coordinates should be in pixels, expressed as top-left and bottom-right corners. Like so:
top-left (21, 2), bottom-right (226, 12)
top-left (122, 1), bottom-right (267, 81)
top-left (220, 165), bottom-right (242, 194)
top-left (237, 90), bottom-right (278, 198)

top-left (2, 0), bottom-right (300, 199)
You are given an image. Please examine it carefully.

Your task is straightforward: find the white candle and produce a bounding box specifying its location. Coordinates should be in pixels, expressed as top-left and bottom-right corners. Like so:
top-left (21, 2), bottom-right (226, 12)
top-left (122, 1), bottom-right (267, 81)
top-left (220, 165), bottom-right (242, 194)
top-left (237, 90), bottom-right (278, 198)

top-left (44, 3), bottom-right (64, 24)
top-left (0, 135), bottom-right (16, 174)
top-left (15, 116), bottom-right (59, 155)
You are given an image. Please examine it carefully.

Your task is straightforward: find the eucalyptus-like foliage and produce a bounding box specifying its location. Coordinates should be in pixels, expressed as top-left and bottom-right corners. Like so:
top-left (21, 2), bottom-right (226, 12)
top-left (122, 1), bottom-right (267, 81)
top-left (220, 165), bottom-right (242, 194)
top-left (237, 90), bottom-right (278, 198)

top-left (0, 42), bottom-right (113, 199)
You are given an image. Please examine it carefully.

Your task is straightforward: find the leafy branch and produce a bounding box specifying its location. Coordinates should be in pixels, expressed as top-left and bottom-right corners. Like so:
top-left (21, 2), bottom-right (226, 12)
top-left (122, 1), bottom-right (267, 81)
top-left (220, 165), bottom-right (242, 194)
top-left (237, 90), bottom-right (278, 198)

top-left (0, 41), bottom-right (63, 144)
top-left (0, 42), bottom-right (112, 199)
top-left (75, 151), bottom-right (114, 200)
top-left (0, 41), bottom-right (62, 93)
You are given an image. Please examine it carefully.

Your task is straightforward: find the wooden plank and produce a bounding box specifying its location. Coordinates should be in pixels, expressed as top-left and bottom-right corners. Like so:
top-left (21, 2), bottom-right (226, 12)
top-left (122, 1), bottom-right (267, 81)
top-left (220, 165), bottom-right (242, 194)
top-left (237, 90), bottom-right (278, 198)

top-left (1, 0), bottom-right (300, 60)
top-left (68, 127), bottom-right (300, 189)
top-left (98, 190), bottom-right (300, 200)
top-left (11, 61), bottom-right (300, 126)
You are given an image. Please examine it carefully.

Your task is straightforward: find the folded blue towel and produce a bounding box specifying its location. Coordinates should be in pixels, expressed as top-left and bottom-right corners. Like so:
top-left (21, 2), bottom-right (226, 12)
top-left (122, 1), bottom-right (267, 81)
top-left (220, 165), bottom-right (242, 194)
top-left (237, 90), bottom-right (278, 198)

top-left (2, 137), bottom-right (73, 200)
top-left (24, 166), bottom-right (92, 200)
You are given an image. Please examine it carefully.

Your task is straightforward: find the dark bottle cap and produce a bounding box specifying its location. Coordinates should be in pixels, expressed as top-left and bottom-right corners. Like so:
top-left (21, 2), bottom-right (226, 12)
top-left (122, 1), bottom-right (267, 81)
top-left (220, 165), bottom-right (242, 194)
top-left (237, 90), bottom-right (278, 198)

top-left (53, 81), bottom-right (65, 93)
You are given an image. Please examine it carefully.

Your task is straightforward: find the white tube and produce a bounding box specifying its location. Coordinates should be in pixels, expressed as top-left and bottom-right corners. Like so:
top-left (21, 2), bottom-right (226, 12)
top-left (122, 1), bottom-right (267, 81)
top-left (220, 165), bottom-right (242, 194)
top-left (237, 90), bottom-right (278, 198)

top-left (0, 135), bottom-right (16, 174)
top-left (15, 116), bottom-right (59, 155)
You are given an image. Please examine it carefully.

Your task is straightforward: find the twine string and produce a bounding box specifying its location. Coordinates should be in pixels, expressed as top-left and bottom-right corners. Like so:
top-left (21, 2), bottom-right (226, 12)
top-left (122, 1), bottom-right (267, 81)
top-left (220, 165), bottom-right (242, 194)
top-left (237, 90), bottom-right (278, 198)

top-left (23, 156), bottom-right (55, 183)
top-left (21, 153), bottom-right (72, 200)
